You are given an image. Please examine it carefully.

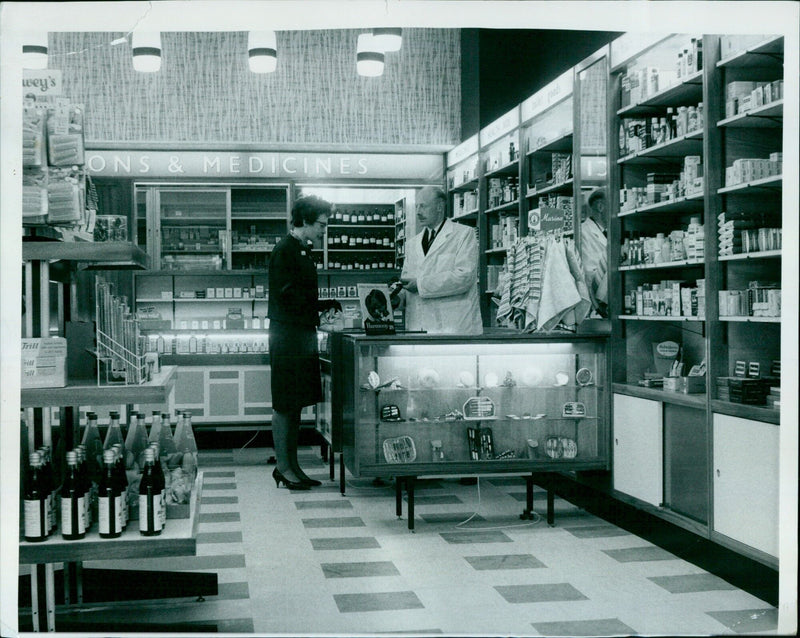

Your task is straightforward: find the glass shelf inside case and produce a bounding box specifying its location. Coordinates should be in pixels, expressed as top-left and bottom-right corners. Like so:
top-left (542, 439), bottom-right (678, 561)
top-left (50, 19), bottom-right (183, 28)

top-left (343, 337), bottom-right (607, 476)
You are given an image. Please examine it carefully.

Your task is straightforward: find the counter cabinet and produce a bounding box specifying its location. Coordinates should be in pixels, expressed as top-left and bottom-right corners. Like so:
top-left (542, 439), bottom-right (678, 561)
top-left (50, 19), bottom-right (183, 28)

top-left (334, 332), bottom-right (609, 529)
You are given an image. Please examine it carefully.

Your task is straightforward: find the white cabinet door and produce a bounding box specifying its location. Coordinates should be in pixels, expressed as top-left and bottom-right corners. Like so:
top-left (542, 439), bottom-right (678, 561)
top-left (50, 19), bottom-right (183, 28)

top-left (713, 414), bottom-right (779, 558)
top-left (613, 394), bottom-right (663, 507)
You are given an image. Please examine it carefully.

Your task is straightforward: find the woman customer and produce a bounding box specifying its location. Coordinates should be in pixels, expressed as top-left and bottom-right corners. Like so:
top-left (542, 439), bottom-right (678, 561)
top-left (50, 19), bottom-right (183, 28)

top-left (268, 196), bottom-right (341, 490)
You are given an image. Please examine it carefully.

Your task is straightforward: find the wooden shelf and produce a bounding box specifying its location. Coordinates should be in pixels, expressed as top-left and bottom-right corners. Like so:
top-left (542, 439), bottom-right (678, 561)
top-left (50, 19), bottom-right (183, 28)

top-left (173, 297), bottom-right (253, 303)
top-left (619, 315), bottom-right (704, 322)
top-left (618, 193), bottom-right (703, 218)
top-left (617, 70), bottom-right (704, 116)
top-left (717, 100), bottom-right (783, 128)
top-left (717, 36), bottom-right (784, 69)
top-left (719, 316), bottom-right (780, 323)
top-left (449, 178), bottom-right (480, 193)
top-left (527, 132), bottom-right (573, 155)
top-left (20, 365), bottom-right (177, 409)
top-left (452, 210), bottom-right (479, 221)
top-left (231, 214), bottom-right (286, 221)
top-left (484, 159), bottom-right (519, 178)
top-left (162, 248), bottom-right (221, 254)
top-left (328, 223), bottom-right (395, 229)
top-left (711, 400), bottom-right (780, 425)
top-left (317, 269), bottom-right (399, 276)
top-left (135, 270), bottom-right (267, 277)
top-left (22, 242), bottom-right (149, 270)
top-left (327, 248), bottom-right (395, 252)
top-left (527, 178), bottom-right (574, 198)
top-left (619, 258), bottom-right (705, 271)
top-left (612, 382), bottom-right (707, 409)
top-left (718, 250), bottom-right (781, 261)
top-left (718, 175), bottom-right (782, 194)
top-left (485, 247), bottom-right (508, 255)
top-left (617, 129), bottom-right (703, 164)
top-left (19, 472), bottom-right (203, 564)
top-left (485, 200), bottom-right (520, 214)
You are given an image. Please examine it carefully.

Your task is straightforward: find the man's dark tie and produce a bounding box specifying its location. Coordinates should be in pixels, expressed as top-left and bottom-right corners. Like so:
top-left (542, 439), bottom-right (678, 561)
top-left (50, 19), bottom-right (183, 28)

top-left (422, 228), bottom-right (434, 255)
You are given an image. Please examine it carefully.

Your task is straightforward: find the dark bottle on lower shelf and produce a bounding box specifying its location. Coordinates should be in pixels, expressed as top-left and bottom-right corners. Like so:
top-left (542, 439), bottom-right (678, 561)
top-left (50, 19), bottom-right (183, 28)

top-left (97, 449), bottom-right (122, 538)
top-left (38, 446), bottom-right (57, 535)
top-left (24, 452), bottom-right (48, 543)
top-left (112, 444), bottom-right (129, 530)
top-left (75, 445), bottom-right (93, 530)
top-left (150, 443), bottom-right (167, 529)
top-left (60, 451), bottom-right (86, 540)
top-left (139, 448), bottom-right (163, 536)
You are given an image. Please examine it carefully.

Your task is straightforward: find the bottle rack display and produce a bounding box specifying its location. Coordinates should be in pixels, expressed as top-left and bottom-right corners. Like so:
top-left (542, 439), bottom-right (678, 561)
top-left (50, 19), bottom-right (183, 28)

top-left (337, 333), bottom-right (608, 528)
top-left (606, 33), bottom-right (783, 566)
top-left (324, 203), bottom-right (397, 271)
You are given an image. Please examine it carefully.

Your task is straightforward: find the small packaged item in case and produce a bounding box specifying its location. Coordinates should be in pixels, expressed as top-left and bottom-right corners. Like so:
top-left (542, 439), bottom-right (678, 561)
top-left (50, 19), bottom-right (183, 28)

top-left (463, 396), bottom-right (496, 420)
top-left (380, 404), bottom-right (402, 422)
top-left (431, 440), bottom-right (444, 462)
top-left (544, 436), bottom-right (579, 459)
top-left (561, 402), bottom-right (586, 418)
top-left (382, 436), bottom-right (416, 463)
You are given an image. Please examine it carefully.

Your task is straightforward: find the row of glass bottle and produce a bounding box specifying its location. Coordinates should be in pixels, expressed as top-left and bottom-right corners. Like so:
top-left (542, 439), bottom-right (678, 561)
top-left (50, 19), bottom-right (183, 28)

top-left (23, 409), bottom-right (197, 542)
top-left (24, 440), bottom-right (167, 541)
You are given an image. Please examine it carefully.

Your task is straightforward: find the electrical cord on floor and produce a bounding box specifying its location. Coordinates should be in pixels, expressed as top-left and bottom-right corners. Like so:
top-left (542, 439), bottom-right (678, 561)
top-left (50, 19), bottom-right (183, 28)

top-left (232, 430), bottom-right (261, 457)
top-left (454, 477), bottom-right (541, 530)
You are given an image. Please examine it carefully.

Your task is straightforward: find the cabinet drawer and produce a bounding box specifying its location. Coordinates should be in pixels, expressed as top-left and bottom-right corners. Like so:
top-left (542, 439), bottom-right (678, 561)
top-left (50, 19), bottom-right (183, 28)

top-left (613, 394), bottom-right (663, 507)
top-left (175, 369), bottom-right (205, 404)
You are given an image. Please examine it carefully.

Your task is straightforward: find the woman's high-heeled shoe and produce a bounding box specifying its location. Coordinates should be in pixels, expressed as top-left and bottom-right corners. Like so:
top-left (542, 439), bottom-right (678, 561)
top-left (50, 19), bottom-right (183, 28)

top-left (273, 468), bottom-right (310, 490)
top-left (299, 474), bottom-right (322, 487)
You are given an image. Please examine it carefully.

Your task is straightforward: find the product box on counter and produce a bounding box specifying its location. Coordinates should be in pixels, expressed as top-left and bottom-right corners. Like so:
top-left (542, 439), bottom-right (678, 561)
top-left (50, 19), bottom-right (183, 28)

top-left (21, 337), bottom-right (67, 388)
top-left (663, 375), bottom-right (705, 394)
top-left (93, 215), bottom-right (128, 242)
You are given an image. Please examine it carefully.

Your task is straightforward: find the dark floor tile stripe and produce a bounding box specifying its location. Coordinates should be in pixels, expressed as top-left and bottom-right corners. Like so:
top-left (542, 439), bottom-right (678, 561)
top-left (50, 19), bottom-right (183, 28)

top-left (706, 608), bottom-right (778, 633)
top-left (201, 495), bottom-right (239, 505)
top-left (197, 531), bottom-right (243, 544)
top-left (440, 530), bottom-right (513, 544)
top-left (204, 470), bottom-right (236, 478)
top-left (532, 617), bottom-right (636, 636)
top-left (404, 494), bottom-right (462, 505)
top-left (603, 546), bottom-right (676, 563)
top-left (311, 537), bottom-right (381, 550)
top-left (199, 512), bottom-right (241, 523)
top-left (295, 499), bottom-right (353, 510)
top-left (203, 482), bottom-right (237, 490)
top-left (183, 617), bottom-right (255, 633)
top-left (649, 573), bottom-right (738, 593)
top-left (464, 554), bottom-right (546, 570)
top-left (213, 581), bottom-right (250, 600)
top-left (321, 561), bottom-right (400, 578)
top-left (111, 553), bottom-right (247, 571)
top-left (495, 583), bottom-right (588, 603)
top-left (334, 591), bottom-right (424, 613)
top-left (376, 630), bottom-right (443, 635)
top-left (302, 516), bottom-right (367, 528)
top-left (566, 525), bottom-right (630, 539)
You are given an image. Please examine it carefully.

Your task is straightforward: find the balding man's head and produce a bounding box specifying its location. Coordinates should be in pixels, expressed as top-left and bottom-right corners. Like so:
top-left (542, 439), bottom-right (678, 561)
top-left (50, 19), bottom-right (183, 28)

top-left (416, 186), bottom-right (446, 230)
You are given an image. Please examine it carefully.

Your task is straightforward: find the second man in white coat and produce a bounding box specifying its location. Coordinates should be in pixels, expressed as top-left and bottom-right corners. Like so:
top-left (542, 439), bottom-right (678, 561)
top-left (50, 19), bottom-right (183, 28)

top-left (398, 186), bottom-right (483, 335)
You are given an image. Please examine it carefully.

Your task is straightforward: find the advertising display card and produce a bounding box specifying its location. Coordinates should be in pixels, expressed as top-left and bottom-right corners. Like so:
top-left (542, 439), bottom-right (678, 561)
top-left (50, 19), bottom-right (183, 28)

top-left (357, 284), bottom-right (395, 335)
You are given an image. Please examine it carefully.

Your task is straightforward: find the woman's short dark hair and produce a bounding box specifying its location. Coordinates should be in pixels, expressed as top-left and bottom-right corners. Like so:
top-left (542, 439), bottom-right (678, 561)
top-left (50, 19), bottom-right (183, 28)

top-left (291, 196), bottom-right (332, 227)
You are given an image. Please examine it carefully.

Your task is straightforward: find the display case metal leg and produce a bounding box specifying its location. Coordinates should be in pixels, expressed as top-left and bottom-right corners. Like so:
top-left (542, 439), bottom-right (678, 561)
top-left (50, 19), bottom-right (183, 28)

top-left (329, 447), bottom-right (335, 481)
top-left (320, 440), bottom-right (328, 462)
top-left (45, 563), bottom-right (56, 631)
top-left (407, 476), bottom-right (416, 532)
top-left (395, 477), bottom-right (403, 517)
top-left (520, 474), bottom-right (535, 520)
top-left (339, 454), bottom-right (345, 495)
top-left (63, 562), bottom-right (83, 606)
top-left (547, 487), bottom-right (555, 526)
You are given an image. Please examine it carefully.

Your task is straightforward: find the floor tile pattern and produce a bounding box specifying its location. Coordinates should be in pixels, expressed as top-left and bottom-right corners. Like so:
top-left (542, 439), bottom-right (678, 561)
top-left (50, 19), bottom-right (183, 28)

top-left (26, 446), bottom-right (778, 635)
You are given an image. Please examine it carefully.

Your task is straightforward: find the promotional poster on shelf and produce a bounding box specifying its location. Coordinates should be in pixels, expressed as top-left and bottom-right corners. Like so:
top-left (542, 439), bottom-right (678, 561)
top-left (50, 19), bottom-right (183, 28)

top-left (357, 283), bottom-right (396, 335)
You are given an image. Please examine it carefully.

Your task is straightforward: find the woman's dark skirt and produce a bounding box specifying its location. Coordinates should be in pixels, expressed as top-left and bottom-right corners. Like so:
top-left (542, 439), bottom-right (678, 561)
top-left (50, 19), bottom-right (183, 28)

top-left (269, 320), bottom-right (322, 413)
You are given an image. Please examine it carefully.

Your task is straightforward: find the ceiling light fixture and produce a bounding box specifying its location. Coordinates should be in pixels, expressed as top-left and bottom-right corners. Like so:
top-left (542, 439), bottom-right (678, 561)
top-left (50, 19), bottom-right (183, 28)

top-left (248, 31), bottom-right (278, 73)
top-left (357, 33), bottom-right (384, 77)
top-left (372, 28), bottom-right (402, 52)
top-left (22, 33), bottom-right (49, 70)
top-left (131, 31), bottom-right (162, 73)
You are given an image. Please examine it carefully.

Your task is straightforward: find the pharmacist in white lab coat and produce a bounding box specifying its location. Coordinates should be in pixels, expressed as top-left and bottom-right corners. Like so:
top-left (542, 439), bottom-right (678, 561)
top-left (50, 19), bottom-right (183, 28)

top-left (398, 186), bottom-right (483, 334)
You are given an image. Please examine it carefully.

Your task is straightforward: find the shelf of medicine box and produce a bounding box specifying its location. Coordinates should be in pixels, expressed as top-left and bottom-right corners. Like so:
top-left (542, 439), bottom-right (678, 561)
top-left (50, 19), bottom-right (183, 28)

top-left (617, 129), bottom-right (703, 164)
top-left (612, 382), bottom-right (707, 409)
top-left (317, 269), bottom-right (400, 275)
top-left (718, 249), bottom-right (781, 262)
top-left (484, 159), bottom-right (519, 178)
top-left (717, 174), bottom-right (782, 194)
top-left (526, 131), bottom-right (574, 155)
top-left (136, 269), bottom-right (269, 277)
top-left (22, 241), bottom-right (149, 270)
top-left (619, 315), bottom-right (705, 322)
top-left (230, 212), bottom-right (287, 220)
top-left (719, 315), bottom-right (780, 323)
top-left (617, 192), bottom-right (704, 218)
top-left (162, 247), bottom-right (223, 254)
top-left (449, 177), bottom-right (480, 193)
top-left (617, 69), bottom-right (704, 116)
top-left (20, 471), bottom-right (202, 564)
top-left (526, 178), bottom-right (574, 198)
top-left (710, 400), bottom-right (780, 425)
top-left (485, 199), bottom-right (520, 214)
top-left (485, 247), bottom-right (509, 255)
top-left (327, 248), bottom-right (395, 252)
top-left (20, 365), bottom-right (177, 409)
top-left (619, 258), bottom-right (705, 271)
top-left (717, 100), bottom-right (783, 128)
top-left (717, 35), bottom-right (784, 69)
top-left (160, 217), bottom-right (226, 225)
top-left (142, 328), bottom-right (269, 334)
top-left (328, 223), bottom-right (395, 229)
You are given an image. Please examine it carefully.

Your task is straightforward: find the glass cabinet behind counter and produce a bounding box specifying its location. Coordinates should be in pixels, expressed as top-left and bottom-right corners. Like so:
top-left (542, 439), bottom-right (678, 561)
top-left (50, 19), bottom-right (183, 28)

top-left (338, 334), bottom-right (609, 478)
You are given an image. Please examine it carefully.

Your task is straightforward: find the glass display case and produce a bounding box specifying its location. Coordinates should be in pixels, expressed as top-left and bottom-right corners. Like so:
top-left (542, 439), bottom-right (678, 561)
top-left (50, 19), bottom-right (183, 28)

top-left (336, 333), bottom-right (608, 528)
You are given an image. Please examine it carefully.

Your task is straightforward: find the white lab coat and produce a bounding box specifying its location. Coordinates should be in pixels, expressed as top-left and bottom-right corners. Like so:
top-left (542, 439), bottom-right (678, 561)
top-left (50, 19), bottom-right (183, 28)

top-left (401, 218), bottom-right (483, 335)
